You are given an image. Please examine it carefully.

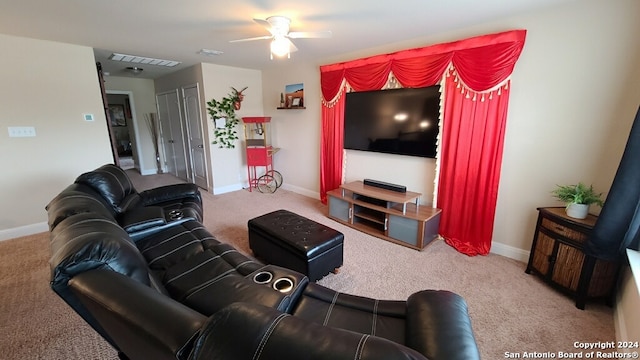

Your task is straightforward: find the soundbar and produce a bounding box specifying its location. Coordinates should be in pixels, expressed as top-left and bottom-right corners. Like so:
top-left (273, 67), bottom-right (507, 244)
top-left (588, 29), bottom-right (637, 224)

top-left (363, 179), bottom-right (406, 193)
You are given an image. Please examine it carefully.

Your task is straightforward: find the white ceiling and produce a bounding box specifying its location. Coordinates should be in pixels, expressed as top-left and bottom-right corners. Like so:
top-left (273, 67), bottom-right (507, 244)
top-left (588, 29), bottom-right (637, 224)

top-left (0, 0), bottom-right (576, 79)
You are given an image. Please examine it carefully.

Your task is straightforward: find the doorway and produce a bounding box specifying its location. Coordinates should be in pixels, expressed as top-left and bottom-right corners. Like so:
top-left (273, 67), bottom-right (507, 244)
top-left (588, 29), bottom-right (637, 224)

top-left (155, 86), bottom-right (210, 190)
top-left (106, 91), bottom-right (142, 171)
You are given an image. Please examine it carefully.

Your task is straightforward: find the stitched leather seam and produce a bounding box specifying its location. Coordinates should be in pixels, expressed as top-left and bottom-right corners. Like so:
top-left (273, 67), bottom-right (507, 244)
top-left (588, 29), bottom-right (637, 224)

top-left (234, 260), bottom-right (255, 270)
top-left (163, 254), bottom-right (222, 284)
top-left (323, 292), bottom-right (340, 326)
top-left (96, 169), bottom-right (127, 198)
top-left (51, 194), bottom-right (108, 208)
top-left (182, 268), bottom-right (238, 300)
top-left (372, 300), bottom-right (378, 336)
top-left (355, 334), bottom-right (370, 360)
top-left (253, 313), bottom-right (288, 360)
top-left (51, 229), bottom-right (140, 264)
top-left (147, 239), bottom-right (201, 266)
top-left (140, 230), bottom-right (191, 254)
top-left (50, 218), bottom-right (119, 243)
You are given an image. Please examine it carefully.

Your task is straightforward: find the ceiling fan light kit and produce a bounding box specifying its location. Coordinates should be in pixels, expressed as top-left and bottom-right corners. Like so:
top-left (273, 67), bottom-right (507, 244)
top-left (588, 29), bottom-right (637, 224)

top-left (270, 37), bottom-right (290, 59)
top-left (230, 15), bottom-right (331, 60)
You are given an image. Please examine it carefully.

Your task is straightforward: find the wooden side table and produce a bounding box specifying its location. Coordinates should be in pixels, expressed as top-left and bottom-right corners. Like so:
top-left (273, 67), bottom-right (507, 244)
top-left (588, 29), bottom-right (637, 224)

top-left (525, 207), bottom-right (620, 309)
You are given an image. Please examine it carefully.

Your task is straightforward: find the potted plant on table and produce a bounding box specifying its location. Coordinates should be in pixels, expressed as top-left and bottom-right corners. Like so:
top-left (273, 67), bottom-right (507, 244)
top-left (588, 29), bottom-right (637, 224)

top-left (551, 182), bottom-right (604, 219)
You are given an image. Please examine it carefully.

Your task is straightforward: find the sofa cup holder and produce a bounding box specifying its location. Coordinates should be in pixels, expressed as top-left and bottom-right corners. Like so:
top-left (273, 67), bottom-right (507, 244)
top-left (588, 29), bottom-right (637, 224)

top-left (272, 277), bottom-right (294, 293)
top-left (253, 271), bottom-right (273, 284)
top-left (168, 210), bottom-right (184, 221)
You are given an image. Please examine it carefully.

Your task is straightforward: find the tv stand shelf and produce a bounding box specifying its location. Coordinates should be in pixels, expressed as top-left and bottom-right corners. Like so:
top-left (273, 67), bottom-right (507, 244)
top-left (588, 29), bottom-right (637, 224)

top-left (327, 181), bottom-right (441, 250)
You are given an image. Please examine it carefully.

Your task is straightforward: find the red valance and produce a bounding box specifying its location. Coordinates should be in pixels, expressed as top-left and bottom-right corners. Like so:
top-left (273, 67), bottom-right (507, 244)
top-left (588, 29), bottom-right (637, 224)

top-left (320, 29), bottom-right (526, 103)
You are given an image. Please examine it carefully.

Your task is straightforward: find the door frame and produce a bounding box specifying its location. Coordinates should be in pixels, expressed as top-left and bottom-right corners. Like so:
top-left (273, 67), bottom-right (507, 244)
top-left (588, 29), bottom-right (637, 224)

top-left (181, 83), bottom-right (211, 190)
top-left (106, 90), bottom-right (144, 171)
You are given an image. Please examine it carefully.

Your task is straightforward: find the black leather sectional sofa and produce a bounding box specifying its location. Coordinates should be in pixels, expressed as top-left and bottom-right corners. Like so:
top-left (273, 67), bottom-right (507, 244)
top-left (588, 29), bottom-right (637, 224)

top-left (46, 164), bottom-right (480, 360)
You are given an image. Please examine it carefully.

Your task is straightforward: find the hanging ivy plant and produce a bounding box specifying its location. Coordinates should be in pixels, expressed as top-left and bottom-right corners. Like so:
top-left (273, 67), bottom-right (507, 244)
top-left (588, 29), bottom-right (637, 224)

top-left (206, 87), bottom-right (247, 148)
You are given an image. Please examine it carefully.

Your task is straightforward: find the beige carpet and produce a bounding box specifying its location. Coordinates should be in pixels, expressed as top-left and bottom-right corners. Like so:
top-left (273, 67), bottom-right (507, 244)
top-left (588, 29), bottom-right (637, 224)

top-left (0, 171), bottom-right (615, 359)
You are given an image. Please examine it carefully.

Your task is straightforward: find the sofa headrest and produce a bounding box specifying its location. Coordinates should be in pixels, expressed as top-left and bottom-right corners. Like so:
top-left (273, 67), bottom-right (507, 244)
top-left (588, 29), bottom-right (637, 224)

top-left (49, 212), bottom-right (150, 290)
top-left (75, 164), bottom-right (140, 213)
top-left (45, 183), bottom-right (116, 231)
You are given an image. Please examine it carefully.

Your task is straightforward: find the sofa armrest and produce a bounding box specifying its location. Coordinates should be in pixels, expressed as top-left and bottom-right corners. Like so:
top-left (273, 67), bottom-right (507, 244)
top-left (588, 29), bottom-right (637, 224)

top-left (119, 206), bottom-right (167, 233)
top-left (69, 269), bottom-right (207, 360)
top-left (189, 302), bottom-right (428, 360)
top-left (405, 290), bottom-right (480, 360)
top-left (139, 183), bottom-right (201, 206)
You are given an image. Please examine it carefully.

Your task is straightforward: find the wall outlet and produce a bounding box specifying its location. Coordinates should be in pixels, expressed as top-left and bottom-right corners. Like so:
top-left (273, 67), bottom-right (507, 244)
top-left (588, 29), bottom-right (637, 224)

top-left (8, 126), bottom-right (36, 137)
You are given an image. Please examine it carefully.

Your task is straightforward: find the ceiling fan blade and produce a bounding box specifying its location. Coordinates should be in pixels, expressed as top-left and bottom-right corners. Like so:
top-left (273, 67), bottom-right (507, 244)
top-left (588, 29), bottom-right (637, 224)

top-left (253, 18), bottom-right (271, 28)
top-left (229, 35), bottom-right (273, 43)
top-left (288, 30), bottom-right (332, 39)
top-left (253, 18), bottom-right (278, 36)
top-left (288, 38), bottom-right (298, 53)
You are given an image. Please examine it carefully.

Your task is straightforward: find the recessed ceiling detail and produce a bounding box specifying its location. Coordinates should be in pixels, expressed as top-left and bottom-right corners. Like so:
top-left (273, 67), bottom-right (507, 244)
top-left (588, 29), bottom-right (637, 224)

top-left (108, 53), bottom-right (181, 67)
top-left (198, 49), bottom-right (224, 56)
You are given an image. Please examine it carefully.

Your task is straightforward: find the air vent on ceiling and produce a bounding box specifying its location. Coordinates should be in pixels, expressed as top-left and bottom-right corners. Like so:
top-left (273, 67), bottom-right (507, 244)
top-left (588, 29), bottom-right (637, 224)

top-left (108, 53), bottom-right (181, 67)
top-left (198, 49), bottom-right (223, 56)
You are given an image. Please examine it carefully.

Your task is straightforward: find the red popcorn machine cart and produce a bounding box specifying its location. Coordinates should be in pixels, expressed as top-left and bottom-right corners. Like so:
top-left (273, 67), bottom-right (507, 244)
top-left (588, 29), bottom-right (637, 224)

top-left (242, 117), bottom-right (282, 193)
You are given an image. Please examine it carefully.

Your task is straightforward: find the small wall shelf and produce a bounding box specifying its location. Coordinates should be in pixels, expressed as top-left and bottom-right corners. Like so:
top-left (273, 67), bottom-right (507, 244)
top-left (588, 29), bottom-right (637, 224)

top-left (277, 107), bottom-right (306, 110)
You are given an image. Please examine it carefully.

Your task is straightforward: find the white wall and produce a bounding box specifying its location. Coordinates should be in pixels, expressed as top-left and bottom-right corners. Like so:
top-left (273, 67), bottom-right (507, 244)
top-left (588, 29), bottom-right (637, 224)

top-left (262, 64), bottom-right (322, 198)
top-left (0, 34), bottom-right (113, 239)
top-left (200, 63), bottom-right (264, 194)
top-left (104, 76), bottom-right (158, 175)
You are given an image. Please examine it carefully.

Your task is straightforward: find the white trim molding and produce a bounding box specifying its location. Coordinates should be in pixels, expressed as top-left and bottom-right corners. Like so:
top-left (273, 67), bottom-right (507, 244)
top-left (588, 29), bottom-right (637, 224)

top-left (0, 222), bottom-right (48, 242)
top-left (490, 241), bottom-right (530, 263)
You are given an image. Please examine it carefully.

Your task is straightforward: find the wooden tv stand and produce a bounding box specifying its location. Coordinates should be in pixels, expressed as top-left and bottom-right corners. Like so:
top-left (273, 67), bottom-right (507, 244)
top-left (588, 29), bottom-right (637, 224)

top-left (327, 181), bottom-right (441, 250)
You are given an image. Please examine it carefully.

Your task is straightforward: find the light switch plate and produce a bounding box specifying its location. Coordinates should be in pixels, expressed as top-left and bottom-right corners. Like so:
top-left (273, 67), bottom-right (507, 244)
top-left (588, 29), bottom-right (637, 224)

top-left (8, 126), bottom-right (36, 137)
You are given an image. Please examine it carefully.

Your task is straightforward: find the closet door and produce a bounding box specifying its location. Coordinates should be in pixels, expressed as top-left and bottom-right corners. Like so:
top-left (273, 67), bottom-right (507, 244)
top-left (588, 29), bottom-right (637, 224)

top-left (156, 90), bottom-right (188, 180)
top-left (182, 84), bottom-right (209, 189)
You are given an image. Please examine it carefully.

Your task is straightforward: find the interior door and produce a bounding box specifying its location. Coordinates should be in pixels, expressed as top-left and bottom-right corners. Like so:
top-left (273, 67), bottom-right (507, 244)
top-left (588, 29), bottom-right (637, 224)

top-left (156, 90), bottom-right (188, 180)
top-left (182, 84), bottom-right (209, 189)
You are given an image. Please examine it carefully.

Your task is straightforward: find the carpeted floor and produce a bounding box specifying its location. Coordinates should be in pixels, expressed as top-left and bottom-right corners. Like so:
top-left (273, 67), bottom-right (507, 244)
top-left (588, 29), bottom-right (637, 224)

top-left (0, 171), bottom-right (616, 359)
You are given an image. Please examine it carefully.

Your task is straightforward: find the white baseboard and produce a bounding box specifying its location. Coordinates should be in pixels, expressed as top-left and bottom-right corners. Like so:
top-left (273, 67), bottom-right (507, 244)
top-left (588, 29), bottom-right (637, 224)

top-left (139, 168), bottom-right (159, 176)
top-left (0, 222), bottom-right (48, 242)
top-left (281, 183), bottom-right (320, 200)
top-left (490, 241), bottom-right (530, 262)
top-left (213, 183), bottom-right (244, 195)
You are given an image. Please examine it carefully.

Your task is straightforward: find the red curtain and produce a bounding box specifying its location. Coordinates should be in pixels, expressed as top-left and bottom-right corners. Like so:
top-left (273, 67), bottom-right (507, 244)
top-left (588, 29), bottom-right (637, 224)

top-left (320, 94), bottom-right (345, 203)
top-left (439, 73), bottom-right (512, 255)
top-left (319, 30), bottom-right (526, 255)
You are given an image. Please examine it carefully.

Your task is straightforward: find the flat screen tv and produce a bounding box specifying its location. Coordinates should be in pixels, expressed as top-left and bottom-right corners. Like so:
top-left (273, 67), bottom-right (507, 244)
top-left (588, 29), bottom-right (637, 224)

top-left (343, 86), bottom-right (441, 158)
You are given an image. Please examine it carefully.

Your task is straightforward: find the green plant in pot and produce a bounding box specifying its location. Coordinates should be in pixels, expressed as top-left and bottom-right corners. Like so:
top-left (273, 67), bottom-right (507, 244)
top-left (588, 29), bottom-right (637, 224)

top-left (551, 182), bottom-right (604, 219)
top-left (206, 87), bottom-right (247, 149)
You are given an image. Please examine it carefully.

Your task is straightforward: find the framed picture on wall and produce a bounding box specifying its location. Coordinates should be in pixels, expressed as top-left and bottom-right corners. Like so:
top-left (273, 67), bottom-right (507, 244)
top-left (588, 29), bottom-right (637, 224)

top-left (285, 83), bottom-right (304, 108)
top-left (108, 104), bottom-right (126, 126)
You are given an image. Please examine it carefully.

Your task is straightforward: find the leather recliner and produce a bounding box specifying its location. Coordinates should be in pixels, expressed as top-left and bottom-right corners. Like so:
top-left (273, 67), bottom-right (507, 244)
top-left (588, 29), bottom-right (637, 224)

top-left (46, 164), bottom-right (481, 360)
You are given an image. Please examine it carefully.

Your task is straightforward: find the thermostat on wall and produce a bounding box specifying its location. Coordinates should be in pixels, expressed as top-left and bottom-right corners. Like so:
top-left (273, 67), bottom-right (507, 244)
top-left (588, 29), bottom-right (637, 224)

top-left (83, 113), bottom-right (95, 121)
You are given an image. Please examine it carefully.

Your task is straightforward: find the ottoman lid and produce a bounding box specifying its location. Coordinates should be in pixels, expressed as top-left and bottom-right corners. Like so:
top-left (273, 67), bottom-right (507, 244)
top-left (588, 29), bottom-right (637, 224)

top-left (249, 210), bottom-right (343, 258)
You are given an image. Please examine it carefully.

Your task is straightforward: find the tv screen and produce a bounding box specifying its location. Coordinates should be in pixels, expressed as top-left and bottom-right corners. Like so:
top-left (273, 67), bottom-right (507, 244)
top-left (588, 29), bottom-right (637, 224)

top-left (343, 86), bottom-right (441, 158)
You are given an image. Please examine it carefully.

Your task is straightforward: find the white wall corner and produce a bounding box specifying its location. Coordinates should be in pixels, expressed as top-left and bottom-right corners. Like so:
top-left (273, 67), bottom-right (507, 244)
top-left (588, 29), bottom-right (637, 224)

top-left (490, 241), bottom-right (530, 263)
top-left (0, 222), bottom-right (49, 242)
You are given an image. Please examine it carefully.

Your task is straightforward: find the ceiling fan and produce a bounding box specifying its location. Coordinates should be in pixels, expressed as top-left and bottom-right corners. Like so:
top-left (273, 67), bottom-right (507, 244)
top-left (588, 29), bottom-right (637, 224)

top-left (230, 16), bottom-right (332, 59)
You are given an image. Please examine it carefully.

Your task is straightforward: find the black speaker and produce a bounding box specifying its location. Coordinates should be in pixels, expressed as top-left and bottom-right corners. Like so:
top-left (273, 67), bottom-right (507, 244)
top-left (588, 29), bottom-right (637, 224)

top-left (363, 179), bottom-right (406, 193)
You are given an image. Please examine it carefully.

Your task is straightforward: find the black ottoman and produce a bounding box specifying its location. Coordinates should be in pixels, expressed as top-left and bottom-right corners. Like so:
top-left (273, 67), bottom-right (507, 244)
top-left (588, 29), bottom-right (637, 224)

top-left (248, 209), bottom-right (344, 281)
